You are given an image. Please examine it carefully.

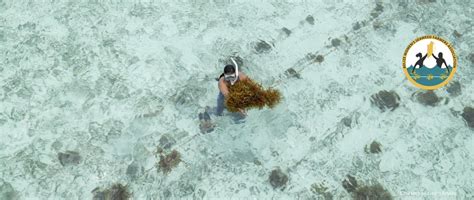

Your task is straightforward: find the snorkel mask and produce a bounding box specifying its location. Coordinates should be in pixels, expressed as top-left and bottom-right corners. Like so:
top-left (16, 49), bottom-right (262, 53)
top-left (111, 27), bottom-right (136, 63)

top-left (226, 58), bottom-right (239, 85)
top-left (224, 73), bottom-right (236, 83)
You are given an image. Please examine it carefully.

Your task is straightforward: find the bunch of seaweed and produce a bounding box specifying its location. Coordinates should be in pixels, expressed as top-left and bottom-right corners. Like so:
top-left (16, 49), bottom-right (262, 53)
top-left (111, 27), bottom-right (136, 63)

top-left (364, 140), bottom-right (382, 154)
top-left (225, 79), bottom-right (281, 112)
top-left (157, 149), bottom-right (181, 174)
top-left (268, 167), bottom-right (288, 190)
top-left (341, 175), bottom-right (392, 200)
top-left (352, 183), bottom-right (392, 200)
top-left (92, 183), bottom-right (130, 200)
top-left (310, 181), bottom-right (333, 200)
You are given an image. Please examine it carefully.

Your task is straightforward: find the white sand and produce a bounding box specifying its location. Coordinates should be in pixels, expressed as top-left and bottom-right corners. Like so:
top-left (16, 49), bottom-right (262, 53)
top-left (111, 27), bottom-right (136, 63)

top-left (0, 0), bottom-right (472, 199)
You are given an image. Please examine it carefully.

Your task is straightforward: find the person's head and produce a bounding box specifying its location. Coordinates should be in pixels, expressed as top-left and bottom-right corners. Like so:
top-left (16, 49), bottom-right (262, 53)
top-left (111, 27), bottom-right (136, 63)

top-left (438, 52), bottom-right (443, 58)
top-left (223, 64), bottom-right (236, 82)
top-left (224, 64), bottom-right (235, 74)
top-left (416, 53), bottom-right (422, 57)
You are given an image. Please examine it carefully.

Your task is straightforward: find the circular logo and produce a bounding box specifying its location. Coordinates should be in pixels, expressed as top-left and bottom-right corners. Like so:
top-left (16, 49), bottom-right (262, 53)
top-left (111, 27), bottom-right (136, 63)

top-left (402, 35), bottom-right (457, 90)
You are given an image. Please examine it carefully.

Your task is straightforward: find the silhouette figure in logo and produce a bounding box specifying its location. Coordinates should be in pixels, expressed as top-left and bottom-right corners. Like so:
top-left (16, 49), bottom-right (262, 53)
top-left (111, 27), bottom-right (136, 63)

top-left (432, 52), bottom-right (450, 73)
top-left (412, 52), bottom-right (427, 73)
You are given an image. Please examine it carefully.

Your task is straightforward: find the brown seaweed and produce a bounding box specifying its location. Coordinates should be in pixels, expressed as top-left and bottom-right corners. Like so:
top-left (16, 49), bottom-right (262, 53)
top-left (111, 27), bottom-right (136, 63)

top-left (225, 79), bottom-right (281, 112)
top-left (352, 183), bottom-right (392, 200)
top-left (92, 183), bottom-right (130, 200)
top-left (158, 150), bottom-right (181, 174)
top-left (269, 168), bottom-right (288, 189)
top-left (365, 141), bottom-right (382, 154)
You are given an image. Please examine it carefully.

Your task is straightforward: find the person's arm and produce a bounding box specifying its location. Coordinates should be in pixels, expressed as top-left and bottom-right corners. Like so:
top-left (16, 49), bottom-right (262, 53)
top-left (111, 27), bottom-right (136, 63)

top-left (218, 78), bottom-right (229, 96)
top-left (422, 54), bottom-right (428, 60)
top-left (432, 54), bottom-right (438, 59)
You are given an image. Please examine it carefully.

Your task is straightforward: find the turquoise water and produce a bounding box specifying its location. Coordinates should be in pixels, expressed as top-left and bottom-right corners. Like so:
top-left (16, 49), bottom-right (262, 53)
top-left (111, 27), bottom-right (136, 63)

top-left (0, 1), bottom-right (473, 199)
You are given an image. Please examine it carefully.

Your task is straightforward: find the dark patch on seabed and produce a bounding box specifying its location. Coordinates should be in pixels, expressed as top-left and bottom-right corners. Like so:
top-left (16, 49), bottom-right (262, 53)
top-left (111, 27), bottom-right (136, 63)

top-left (1, 1), bottom-right (473, 199)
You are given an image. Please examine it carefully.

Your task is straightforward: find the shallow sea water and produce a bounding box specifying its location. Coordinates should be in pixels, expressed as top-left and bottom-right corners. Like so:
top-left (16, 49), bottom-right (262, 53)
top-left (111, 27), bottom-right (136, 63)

top-left (0, 0), bottom-right (473, 199)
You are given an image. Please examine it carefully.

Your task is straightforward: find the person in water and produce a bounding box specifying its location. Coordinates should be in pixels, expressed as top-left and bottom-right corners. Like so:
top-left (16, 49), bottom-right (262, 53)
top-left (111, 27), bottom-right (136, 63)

top-left (412, 52), bottom-right (428, 73)
top-left (197, 61), bottom-right (248, 131)
top-left (432, 52), bottom-right (450, 73)
top-left (216, 64), bottom-right (249, 116)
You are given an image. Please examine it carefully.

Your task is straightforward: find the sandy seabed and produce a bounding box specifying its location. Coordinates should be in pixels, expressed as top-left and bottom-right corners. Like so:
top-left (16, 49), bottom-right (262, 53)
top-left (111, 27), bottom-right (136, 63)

top-left (0, 0), bottom-right (473, 199)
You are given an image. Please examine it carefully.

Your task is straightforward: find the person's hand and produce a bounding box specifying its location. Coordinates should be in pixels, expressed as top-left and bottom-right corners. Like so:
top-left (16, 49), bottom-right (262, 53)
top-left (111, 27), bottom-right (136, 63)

top-left (238, 108), bottom-right (247, 116)
top-left (222, 90), bottom-right (229, 97)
